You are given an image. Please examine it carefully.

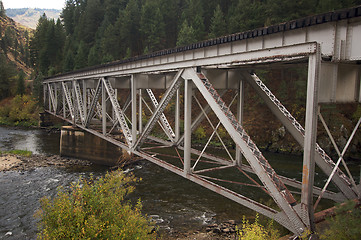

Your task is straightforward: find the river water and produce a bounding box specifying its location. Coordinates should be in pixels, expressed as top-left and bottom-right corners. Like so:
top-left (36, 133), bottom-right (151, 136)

top-left (0, 126), bottom-right (359, 239)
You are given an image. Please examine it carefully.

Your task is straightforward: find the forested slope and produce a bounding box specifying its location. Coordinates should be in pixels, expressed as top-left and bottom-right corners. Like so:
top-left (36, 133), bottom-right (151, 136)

top-left (30, 0), bottom-right (361, 77)
top-left (0, 0), bottom-right (32, 99)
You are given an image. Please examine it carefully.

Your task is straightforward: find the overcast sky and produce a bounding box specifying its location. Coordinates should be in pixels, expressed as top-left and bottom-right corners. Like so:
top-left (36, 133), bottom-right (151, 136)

top-left (2, 0), bottom-right (65, 10)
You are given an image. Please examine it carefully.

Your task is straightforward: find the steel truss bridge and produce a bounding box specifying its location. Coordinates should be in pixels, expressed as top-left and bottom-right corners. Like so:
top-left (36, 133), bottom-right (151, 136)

top-left (43, 6), bottom-right (361, 236)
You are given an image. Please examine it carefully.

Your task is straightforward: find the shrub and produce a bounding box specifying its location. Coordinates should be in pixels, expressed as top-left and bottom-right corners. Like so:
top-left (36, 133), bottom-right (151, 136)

top-left (237, 214), bottom-right (279, 240)
top-left (35, 170), bottom-right (156, 240)
top-left (319, 200), bottom-right (361, 240)
top-left (0, 95), bottom-right (40, 126)
top-left (194, 126), bottom-right (206, 141)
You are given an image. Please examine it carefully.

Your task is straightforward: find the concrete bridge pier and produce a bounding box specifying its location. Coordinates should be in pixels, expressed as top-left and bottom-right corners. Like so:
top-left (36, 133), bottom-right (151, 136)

top-left (60, 126), bottom-right (131, 166)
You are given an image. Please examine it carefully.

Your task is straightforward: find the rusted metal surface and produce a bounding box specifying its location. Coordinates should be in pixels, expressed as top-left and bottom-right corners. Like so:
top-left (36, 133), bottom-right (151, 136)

top-left (42, 7), bottom-right (361, 235)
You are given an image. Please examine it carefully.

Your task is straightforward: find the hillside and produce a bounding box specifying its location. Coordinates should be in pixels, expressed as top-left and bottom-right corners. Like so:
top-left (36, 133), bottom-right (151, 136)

top-left (5, 8), bottom-right (61, 29)
top-left (0, 14), bottom-right (32, 76)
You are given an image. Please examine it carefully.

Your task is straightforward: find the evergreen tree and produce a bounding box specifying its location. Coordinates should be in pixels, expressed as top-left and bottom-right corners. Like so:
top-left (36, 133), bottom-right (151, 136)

top-left (176, 20), bottom-right (196, 46)
top-left (181, 0), bottom-right (206, 41)
top-left (228, 0), bottom-right (266, 33)
top-left (32, 72), bottom-right (44, 103)
top-left (209, 5), bottom-right (226, 38)
top-left (159, 0), bottom-right (182, 48)
top-left (140, 1), bottom-right (166, 52)
top-left (0, 0), bottom-right (5, 17)
top-left (88, 43), bottom-right (101, 66)
top-left (74, 41), bottom-right (88, 69)
top-left (16, 71), bottom-right (26, 96)
top-left (0, 53), bottom-right (15, 100)
top-left (317, 0), bottom-right (343, 12)
top-left (61, 0), bottom-right (76, 35)
top-left (77, 0), bottom-right (104, 46)
top-left (193, 13), bottom-right (206, 41)
top-left (30, 15), bottom-right (65, 76)
top-left (100, 22), bottom-right (119, 60)
top-left (103, 0), bottom-right (127, 25)
top-left (119, 0), bottom-right (141, 56)
top-left (63, 49), bottom-right (75, 72)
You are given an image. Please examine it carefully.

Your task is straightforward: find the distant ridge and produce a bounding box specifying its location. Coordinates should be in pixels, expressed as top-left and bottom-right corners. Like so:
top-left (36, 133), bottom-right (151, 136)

top-left (6, 8), bottom-right (61, 29)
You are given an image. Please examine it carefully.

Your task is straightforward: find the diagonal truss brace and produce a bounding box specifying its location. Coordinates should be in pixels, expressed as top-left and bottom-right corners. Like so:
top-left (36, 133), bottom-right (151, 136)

top-left (185, 68), bottom-right (306, 235)
top-left (135, 70), bottom-right (184, 149)
top-left (242, 72), bottom-right (358, 200)
top-left (85, 80), bottom-right (102, 126)
top-left (314, 115), bottom-right (361, 209)
top-left (47, 83), bottom-right (57, 113)
top-left (102, 78), bottom-right (133, 146)
top-left (61, 82), bottom-right (75, 121)
top-left (73, 80), bottom-right (86, 125)
top-left (146, 89), bottom-right (176, 141)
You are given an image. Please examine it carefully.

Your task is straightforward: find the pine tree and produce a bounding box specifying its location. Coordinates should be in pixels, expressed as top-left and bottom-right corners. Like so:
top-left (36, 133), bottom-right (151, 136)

top-left (228, 0), bottom-right (266, 33)
top-left (61, 0), bottom-right (76, 35)
top-left (0, 0), bottom-right (5, 17)
top-left (0, 53), bottom-right (15, 100)
top-left (74, 41), bottom-right (88, 69)
top-left (176, 20), bottom-right (196, 46)
top-left (100, 23), bottom-right (119, 60)
top-left (120, 0), bottom-right (141, 56)
top-left (193, 13), bottom-right (206, 41)
top-left (88, 43), bottom-right (101, 66)
top-left (159, 0), bottom-right (182, 48)
top-left (16, 71), bottom-right (26, 96)
top-left (32, 72), bottom-right (44, 103)
top-left (140, 1), bottom-right (166, 52)
top-left (181, 0), bottom-right (206, 41)
top-left (63, 49), bottom-right (74, 72)
top-left (208, 5), bottom-right (226, 39)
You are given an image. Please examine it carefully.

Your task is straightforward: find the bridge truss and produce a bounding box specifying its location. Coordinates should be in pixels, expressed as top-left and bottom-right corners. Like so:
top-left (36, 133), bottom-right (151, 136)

top-left (43, 6), bottom-right (361, 236)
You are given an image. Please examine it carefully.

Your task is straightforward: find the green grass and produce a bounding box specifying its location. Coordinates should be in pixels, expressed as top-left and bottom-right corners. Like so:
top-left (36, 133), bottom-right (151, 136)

top-left (0, 149), bottom-right (32, 157)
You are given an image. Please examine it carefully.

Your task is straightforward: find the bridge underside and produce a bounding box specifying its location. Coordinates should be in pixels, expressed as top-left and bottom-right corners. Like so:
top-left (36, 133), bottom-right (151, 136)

top-left (43, 8), bottom-right (361, 236)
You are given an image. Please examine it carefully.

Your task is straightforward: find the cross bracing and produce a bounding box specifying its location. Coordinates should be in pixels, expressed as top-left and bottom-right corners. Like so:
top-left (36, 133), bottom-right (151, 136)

top-left (43, 6), bottom-right (361, 237)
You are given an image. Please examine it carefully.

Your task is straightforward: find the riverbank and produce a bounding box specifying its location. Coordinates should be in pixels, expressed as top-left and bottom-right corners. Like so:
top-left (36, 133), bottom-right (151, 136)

top-left (0, 151), bottom-right (240, 240)
top-left (0, 152), bottom-right (93, 171)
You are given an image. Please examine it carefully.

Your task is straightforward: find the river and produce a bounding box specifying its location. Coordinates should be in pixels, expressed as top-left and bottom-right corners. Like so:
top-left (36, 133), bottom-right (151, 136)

top-left (0, 126), bottom-right (359, 239)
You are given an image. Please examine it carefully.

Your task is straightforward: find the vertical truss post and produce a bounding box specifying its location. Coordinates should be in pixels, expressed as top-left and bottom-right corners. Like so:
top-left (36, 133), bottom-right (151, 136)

top-left (301, 48), bottom-right (321, 230)
top-left (43, 85), bottom-right (47, 109)
top-left (54, 84), bottom-right (58, 112)
top-left (85, 79), bottom-right (102, 127)
top-left (47, 84), bottom-right (52, 112)
top-left (131, 75), bottom-right (137, 147)
top-left (113, 88), bottom-right (118, 120)
top-left (83, 80), bottom-right (87, 118)
top-left (134, 70), bottom-right (183, 148)
top-left (73, 80), bottom-right (86, 125)
top-left (236, 78), bottom-right (244, 166)
top-left (47, 84), bottom-right (56, 113)
top-left (175, 88), bottom-right (180, 142)
top-left (102, 79), bottom-right (107, 135)
top-left (176, 90), bottom-right (226, 146)
top-left (62, 86), bottom-right (66, 118)
top-left (71, 81), bottom-right (77, 124)
top-left (139, 89), bottom-right (143, 134)
top-left (184, 78), bottom-right (192, 175)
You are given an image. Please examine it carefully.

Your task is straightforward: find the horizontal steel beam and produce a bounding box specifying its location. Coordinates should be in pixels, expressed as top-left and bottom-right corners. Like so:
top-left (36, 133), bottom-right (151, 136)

top-left (44, 43), bottom-right (318, 83)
